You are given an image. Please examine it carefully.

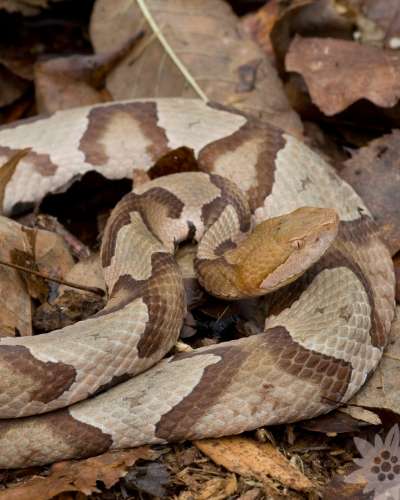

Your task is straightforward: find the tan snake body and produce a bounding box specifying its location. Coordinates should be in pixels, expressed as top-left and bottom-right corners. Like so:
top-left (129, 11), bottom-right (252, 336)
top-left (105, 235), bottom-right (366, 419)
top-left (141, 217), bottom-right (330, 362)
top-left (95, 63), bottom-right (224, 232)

top-left (0, 99), bottom-right (395, 468)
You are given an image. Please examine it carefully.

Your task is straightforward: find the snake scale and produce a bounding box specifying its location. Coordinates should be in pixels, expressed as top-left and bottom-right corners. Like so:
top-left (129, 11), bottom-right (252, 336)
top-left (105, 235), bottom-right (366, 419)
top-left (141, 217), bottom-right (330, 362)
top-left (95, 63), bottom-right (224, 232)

top-left (0, 99), bottom-right (395, 469)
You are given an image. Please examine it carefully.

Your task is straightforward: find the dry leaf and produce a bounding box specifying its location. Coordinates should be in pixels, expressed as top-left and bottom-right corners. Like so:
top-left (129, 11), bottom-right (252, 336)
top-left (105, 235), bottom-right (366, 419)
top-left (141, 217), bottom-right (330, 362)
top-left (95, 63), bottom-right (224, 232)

top-left (10, 248), bottom-right (49, 302)
top-left (34, 229), bottom-right (75, 279)
top-left (0, 447), bottom-right (159, 500)
top-left (0, 148), bottom-right (30, 214)
top-left (286, 36), bottom-right (400, 116)
top-left (90, 0), bottom-right (302, 135)
top-left (0, 218), bottom-right (33, 337)
top-left (270, 0), bottom-right (353, 70)
top-left (34, 32), bottom-right (143, 113)
top-left (347, 307), bottom-right (400, 417)
top-left (194, 436), bottom-right (315, 492)
top-left (9, 227), bottom-right (75, 303)
top-left (340, 129), bottom-right (400, 255)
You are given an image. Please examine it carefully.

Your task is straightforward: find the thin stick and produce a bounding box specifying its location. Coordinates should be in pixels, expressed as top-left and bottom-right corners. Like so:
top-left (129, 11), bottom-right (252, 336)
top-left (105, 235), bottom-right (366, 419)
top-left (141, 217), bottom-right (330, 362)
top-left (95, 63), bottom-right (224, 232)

top-left (136, 0), bottom-right (208, 102)
top-left (0, 258), bottom-right (105, 297)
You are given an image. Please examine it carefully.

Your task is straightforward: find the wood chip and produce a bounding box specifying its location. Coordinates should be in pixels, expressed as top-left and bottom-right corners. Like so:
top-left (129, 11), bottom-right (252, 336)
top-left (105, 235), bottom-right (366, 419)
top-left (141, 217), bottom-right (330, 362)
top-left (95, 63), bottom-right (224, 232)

top-left (194, 436), bottom-right (315, 492)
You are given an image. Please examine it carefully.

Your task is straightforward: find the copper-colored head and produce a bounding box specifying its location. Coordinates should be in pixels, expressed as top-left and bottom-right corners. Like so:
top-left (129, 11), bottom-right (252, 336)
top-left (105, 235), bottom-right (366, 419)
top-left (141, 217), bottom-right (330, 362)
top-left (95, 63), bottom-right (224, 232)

top-left (222, 207), bottom-right (339, 297)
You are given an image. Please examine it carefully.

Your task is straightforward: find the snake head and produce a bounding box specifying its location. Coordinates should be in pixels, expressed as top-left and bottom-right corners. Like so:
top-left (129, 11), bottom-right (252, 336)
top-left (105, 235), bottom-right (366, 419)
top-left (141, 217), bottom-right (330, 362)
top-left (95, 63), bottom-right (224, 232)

top-left (256, 207), bottom-right (339, 293)
top-left (210, 206), bottom-right (340, 299)
top-left (196, 206), bottom-right (339, 300)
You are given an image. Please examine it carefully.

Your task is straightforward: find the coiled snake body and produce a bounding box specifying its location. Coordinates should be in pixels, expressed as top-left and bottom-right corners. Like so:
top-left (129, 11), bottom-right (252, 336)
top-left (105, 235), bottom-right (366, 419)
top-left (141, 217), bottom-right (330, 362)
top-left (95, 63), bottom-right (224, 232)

top-left (0, 99), bottom-right (395, 468)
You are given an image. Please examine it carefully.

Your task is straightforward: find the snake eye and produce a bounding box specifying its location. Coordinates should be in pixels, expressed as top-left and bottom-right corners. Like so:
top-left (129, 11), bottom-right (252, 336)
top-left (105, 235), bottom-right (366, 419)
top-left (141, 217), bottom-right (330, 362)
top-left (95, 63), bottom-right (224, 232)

top-left (291, 239), bottom-right (304, 250)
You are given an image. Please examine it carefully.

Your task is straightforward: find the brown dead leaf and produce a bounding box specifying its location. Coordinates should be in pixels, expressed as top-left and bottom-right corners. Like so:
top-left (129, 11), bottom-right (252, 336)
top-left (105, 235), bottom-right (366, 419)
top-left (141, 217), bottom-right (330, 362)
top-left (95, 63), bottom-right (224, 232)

top-left (0, 218), bottom-right (32, 337)
top-left (286, 36), bottom-right (400, 116)
top-left (9, 227), bottom-right (75, 303)
top-left (34, 229), bottom-right (75, 280)
top-left (270, 0), bottom-right (353, 70)
top-left (0, 148), bottom-right (30, 214)
top-left (35, 32), bottom-right (143, 113)
top-left (194, 436), bottom-right (315, 492)
top-left (90, 0), bottom-right (302, 135)
top-left (0, 447), bottom-right (159, 500)
top-left (340, 129), bottom-right (400, 255)
top-left (347, 307), bottom-right (400, 417)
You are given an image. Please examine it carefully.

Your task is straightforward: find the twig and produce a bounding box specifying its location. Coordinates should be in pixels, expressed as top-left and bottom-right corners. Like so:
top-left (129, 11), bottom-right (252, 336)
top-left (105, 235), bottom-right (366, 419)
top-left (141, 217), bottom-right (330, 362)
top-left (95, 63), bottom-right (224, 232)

top-left (136, 0), bottom-right (208, 101)
top-left (0, 258), bottom-right (105, 297)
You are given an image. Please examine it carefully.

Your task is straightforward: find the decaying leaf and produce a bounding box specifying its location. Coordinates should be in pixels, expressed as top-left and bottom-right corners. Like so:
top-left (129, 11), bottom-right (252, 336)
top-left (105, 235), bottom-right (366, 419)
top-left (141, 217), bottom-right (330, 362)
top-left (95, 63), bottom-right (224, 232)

top-left (194, 436), bottom-right (315, 492)
top-left (34, 31), bottom-right (143, 113)
top-left (286, 36), bottom-right (400, 116)
top-left (90, 0), bottom-right (302, 135)
top-left (347, 307), bottom-right (400, 417)
top-left (0, 447), bottom-right (159, 500)
top-left (340, 129), bottom-right (400, 255)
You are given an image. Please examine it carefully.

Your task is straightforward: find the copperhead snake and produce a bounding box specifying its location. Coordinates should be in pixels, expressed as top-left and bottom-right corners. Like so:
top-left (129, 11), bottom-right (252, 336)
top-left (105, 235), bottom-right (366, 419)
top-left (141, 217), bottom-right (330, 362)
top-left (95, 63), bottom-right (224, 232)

top-left (0, 99), bottom-right (395, 469)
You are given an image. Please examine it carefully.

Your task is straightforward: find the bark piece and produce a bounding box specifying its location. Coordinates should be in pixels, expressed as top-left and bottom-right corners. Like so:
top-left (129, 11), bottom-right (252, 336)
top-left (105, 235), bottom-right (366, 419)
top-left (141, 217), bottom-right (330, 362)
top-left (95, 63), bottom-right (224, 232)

top-left (194, 436), bottom-right (315, 492)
